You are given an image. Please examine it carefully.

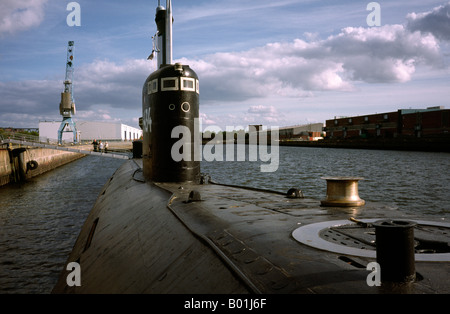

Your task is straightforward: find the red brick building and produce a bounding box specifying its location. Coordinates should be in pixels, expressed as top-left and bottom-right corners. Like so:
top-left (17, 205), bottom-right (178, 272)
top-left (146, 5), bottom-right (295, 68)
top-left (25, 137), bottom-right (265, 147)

top-left (325, 107), bottom-right (450, 139)
top-left (400, 108), bottom-right (450, 137)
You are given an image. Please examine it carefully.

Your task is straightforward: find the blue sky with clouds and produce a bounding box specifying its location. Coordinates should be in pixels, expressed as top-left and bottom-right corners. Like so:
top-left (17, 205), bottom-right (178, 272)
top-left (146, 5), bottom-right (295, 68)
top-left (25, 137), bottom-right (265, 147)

top-left (1, 0), bottom-right (449, 130)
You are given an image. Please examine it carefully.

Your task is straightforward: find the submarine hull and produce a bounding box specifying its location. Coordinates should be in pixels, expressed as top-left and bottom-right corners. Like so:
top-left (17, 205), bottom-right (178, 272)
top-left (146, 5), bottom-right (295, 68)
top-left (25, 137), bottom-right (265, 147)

top-left (52, 159), bottom-right (450, 294)
top-left (52, 160), bottom-right (248, 294)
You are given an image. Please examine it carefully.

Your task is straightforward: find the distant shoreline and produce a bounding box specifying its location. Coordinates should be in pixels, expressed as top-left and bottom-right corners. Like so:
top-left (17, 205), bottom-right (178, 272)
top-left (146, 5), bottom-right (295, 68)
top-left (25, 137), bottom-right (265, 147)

top-left (202, 136), bottom-right (450, 153)
top-left (279, 137), bottom-right (450, 153)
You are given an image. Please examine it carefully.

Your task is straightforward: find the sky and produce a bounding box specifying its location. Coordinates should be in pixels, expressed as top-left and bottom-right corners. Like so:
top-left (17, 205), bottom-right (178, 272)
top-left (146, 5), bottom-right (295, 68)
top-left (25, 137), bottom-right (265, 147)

top-left (1, 0), bottom-right (450, 131)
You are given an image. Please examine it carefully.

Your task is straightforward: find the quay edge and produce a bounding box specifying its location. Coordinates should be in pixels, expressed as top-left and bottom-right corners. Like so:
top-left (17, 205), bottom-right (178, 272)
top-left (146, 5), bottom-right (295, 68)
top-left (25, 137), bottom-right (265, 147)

top-left (278, 136), bottom-right (450, 153)
top-left (0, 146), bottom-right (87, 187)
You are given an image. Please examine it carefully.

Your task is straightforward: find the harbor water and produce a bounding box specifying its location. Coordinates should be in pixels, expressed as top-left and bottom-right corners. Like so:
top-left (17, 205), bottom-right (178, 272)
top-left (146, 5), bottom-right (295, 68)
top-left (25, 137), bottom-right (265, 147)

top-left (1, 146), bottom-right (449, 294)
top-left (201, 145), bottom-right (450, 217)
top-left (0, 155), bottom-right (126, 294)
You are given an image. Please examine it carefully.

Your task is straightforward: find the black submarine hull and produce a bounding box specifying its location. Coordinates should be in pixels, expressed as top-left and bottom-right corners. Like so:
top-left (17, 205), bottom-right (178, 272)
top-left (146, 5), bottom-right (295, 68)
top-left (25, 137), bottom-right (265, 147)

top-left (52, 159), bottom-right (450, 294)
top-left (52, 160), bottom-right (248, 294)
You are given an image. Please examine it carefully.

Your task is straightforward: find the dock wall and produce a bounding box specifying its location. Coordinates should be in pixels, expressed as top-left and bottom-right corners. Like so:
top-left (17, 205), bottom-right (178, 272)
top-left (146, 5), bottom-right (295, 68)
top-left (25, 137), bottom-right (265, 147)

top-left (279, 135), bottom-right (450, 152)
top-left (0, 146), bottom-right (86, 187)
top-left (0, 149), bottom-right (12, 186)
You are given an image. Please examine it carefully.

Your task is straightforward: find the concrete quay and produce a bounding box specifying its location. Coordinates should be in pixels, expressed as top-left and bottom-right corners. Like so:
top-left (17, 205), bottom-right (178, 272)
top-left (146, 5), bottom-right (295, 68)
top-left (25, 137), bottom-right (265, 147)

top-left (0, 145), bottom-right (88, 187)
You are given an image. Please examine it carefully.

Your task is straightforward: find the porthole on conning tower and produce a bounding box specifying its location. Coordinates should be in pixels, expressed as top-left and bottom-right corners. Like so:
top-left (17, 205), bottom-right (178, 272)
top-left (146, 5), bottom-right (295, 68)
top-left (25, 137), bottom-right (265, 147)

top-left (292, 219), bottom-right (450, 262)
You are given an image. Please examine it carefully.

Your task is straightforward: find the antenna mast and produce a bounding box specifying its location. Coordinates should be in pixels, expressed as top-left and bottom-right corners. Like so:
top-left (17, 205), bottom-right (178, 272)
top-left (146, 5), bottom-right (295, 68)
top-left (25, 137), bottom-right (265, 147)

top-left (165, 0), bottom-right (173, 65)
top-left (153, 0), bottom-right (173, 68)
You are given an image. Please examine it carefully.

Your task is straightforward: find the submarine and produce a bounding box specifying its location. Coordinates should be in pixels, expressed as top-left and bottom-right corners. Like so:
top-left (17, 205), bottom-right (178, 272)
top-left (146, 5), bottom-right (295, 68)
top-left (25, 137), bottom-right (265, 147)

top-left (52, 0), bottom-right (450, 294)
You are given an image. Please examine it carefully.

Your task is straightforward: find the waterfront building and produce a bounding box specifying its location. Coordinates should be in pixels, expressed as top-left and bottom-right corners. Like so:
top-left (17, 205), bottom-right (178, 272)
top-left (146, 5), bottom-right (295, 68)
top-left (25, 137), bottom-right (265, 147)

top-left (251, 123), bottom-right (325, 141)
top-left (278, 123), bottom-right (324, 141)
top-left (324, 107), bottom-right (450, 139)
top-left (39, 121), bottom-right (142, 143)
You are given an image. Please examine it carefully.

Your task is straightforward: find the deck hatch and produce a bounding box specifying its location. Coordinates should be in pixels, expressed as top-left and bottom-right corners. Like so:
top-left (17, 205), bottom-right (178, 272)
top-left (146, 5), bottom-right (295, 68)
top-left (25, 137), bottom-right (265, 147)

top-left (292, 219), bottom-right (450, 262)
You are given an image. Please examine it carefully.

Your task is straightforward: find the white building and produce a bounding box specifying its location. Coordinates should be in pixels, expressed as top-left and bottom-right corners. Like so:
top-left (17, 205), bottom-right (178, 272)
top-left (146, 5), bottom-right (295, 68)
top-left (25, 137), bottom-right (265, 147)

top-left (39, 121), bottom-right (142, 143)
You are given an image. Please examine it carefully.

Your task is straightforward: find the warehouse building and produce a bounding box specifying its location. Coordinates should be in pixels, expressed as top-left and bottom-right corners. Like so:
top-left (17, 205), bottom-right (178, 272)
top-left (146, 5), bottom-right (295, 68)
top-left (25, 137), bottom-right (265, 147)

top-left (278, 123), bottom-right (324, 141)
top-left (39, 121), bottom-right (142, 143)
top-left (249, 123), bottom-right (325, 141)
top-left (324, 107), bottom-right (449, 139)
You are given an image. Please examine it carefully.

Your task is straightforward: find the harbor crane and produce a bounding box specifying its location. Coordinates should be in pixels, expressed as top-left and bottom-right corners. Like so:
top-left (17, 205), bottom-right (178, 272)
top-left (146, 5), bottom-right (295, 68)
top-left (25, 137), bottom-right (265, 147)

top-left (58, 41), bottom-right (78, 145)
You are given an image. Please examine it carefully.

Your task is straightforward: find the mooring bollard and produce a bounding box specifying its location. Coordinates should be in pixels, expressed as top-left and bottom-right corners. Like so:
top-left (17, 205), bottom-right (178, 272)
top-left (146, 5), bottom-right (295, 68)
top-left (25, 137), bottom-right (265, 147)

top-left (133, 140), bottom-right (143, 159)
top-left (320, 177), bottom-right (365, 207)
top-left (373, 220), bottom-right (417, 283)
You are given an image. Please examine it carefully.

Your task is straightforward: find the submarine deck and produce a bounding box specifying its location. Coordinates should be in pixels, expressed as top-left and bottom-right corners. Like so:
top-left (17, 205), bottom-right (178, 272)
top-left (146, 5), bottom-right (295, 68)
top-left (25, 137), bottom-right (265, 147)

top-left (52, 159), bottom-right (450, 294)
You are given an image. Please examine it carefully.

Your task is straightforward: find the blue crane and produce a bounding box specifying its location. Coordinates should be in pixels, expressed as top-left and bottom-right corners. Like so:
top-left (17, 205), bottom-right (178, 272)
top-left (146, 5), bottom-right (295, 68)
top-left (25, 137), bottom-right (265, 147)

top-left (58, 41), bottom-right (78, 144)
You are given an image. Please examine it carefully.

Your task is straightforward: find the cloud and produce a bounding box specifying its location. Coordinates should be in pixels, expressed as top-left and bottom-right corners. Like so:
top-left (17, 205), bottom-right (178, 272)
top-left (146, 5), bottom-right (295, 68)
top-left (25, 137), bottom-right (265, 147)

top-left (0, 20), bottom-right (444, 128)
top-left (74, 58), bottom-right (152, 108)
top-left (0, 58), bottom-right (152, 127)
top-left (181, 22), bottom-right (442, 106)
top-left (248, 105), bottom-right (277, 115)
top-left (406, 2), bottom-right (450, 41)
top-left (322, 25), bottom-right (442, 82)
top-left (1, 2), bottom-right (448, 129)
top-left (0, 58), bottom-right (148, 116)
top-left (0, 80), bottom-right (59, 115)
top-left (243, 105), bottom-right (286, 126)
top-left (0, 0), bottom-right (48, 36)
top-left (199, 113), bottom-right (217, 125)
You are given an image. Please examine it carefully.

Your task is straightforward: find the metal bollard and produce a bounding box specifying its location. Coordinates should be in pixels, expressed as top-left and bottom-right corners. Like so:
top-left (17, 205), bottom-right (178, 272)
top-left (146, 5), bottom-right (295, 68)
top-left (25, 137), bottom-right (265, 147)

top-left (373, 220), bottom-right (417, 283)
top-left (132, 140), bottom-right (143, 159)
top-left (320, 177), bottom-right (365, 207)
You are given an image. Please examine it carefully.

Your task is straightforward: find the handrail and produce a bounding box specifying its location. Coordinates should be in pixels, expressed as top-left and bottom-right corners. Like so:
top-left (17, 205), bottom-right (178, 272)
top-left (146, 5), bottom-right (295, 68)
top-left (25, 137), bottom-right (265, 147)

top-left (1, 138), bottom-right (131, 160)
top-left (1, 131), bottom-right (132, 160)
top-left (0, 131), bottom-right (73, 146)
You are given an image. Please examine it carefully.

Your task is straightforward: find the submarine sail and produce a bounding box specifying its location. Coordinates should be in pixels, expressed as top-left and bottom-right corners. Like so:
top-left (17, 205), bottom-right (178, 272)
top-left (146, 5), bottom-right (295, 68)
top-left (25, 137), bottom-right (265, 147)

top-left (142, 0), bottom-right (200, 183)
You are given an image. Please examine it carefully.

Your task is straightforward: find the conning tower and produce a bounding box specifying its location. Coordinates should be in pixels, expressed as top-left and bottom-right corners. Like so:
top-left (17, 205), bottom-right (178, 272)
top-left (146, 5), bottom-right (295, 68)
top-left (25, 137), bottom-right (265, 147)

top-left (142, 0), bottom-right (200, 183)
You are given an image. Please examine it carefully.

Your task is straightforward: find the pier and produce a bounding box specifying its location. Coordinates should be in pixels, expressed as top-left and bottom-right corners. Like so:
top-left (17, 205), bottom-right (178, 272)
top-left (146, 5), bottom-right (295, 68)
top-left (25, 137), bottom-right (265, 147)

top-left (0, 131), bottom-right (131, 187)
top-left (2, 139), bottom-right (131, 160)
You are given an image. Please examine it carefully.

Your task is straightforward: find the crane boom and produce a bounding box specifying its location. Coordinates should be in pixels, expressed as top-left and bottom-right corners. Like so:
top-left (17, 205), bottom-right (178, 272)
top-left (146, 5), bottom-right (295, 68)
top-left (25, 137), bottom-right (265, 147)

top-left (64, 41), bottom-right (75, 103)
